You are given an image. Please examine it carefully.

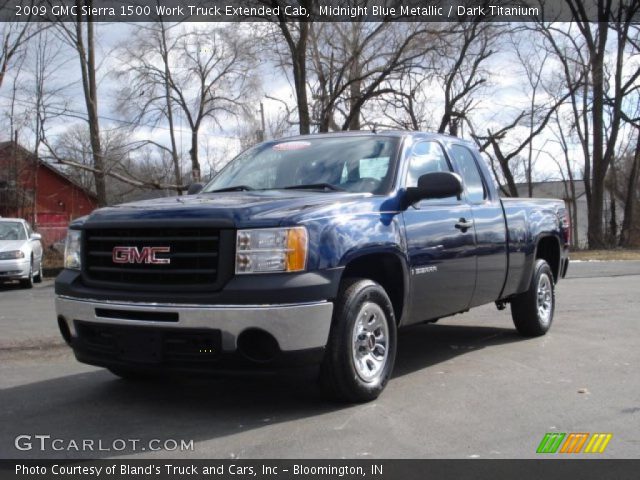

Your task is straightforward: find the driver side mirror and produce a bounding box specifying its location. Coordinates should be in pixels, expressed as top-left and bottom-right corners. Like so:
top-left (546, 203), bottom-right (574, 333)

top-left (30, 233), bottom-right (42, 241)
top-left (405, 172), bottom-right (463, 206)
top-left (187, 183), bottom-right (204, 195)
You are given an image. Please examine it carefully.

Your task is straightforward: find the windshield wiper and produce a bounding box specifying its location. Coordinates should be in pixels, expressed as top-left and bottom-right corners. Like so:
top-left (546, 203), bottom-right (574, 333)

top-left (283, 183), bottom-right (345, 192)
top-left (207, 185), bottom-right (254, 193)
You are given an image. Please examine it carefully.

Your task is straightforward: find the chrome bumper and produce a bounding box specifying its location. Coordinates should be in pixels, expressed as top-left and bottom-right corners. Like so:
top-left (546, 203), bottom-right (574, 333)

top-left (55, 296), bottom-right (334, 352)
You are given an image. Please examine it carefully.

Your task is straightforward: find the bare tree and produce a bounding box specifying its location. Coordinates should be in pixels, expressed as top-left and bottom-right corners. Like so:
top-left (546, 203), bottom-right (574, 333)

top-left (468, 83), bottom-right (573, 198)
top-left (45, 123), bottom-right (185, 195)
top-left (539, 1), bottom-right (640, 247)
top-left (551, 110), bottom-right (581, 247)
top-left (375, 72), bottom-right (431, 131)
top-left (0, 49), bottom-right (32, 219)
top-left (0, 1), bottom-right (46, 90)
top-left (263, 0), bottom-right (314, 134)
top-left (435, 21), bottom-right (497, 136)
top-left (54, 0), bottom-right (107, 205)
top-left (115, 18), bottom-right (185, 193)
top-left (117, 24), bottom-right (256, 183)
top-left (513, 31), bottom-right (552, 196)
top-left (307, 22), bottom-right (438, 132)
top-left (19, 28), bottom-right (71, 222)
top-left (618, 133), bottom-right (640, 246)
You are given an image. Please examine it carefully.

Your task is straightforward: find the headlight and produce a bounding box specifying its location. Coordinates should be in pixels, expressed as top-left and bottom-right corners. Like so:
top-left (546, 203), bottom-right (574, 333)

top-left (0, 250), bottom-right (25, 260)
top-left (236, 227), bottom-right (308, 274)
top-left (64, 229), bottom-right (82, 270)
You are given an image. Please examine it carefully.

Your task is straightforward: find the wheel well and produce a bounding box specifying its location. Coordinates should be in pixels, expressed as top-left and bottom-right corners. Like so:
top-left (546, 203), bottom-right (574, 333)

top-left (341, 253), bottom-right (405, 323)
top-left (536, 236), bottom-right (560, 281)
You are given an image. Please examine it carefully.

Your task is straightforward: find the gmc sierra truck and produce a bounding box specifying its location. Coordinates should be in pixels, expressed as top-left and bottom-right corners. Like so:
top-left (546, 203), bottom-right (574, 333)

top-left (56, 132), bottom-right (569, 402)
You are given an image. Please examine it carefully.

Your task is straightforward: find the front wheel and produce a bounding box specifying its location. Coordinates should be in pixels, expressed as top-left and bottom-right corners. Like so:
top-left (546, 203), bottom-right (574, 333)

top-left (511, 259), bottom-right (555, 337)
top-left (320, 278), bottom-right (397, 403)
top-left (19, 260), bottom-right (34, 289)
top-left (34, 259), bottom-right (43, 283)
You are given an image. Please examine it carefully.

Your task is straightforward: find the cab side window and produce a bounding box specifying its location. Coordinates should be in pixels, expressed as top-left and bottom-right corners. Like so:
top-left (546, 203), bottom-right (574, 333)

top-left (405, 141), bottom-right (452, 187)
top-left (449, 145), bottom-right (487, 203)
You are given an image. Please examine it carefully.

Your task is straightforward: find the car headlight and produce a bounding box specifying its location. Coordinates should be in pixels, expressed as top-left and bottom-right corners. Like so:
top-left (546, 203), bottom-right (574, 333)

top-left (236, 227), bottom-right (308, 274)
top-left (0, 250), bottom-right (25, 260)
top-left (64, 229), bottom-right (82, 270)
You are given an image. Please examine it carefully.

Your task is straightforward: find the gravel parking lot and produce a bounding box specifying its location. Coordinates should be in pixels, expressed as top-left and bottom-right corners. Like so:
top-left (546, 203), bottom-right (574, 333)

top-left (1, 261), bottom-right (639, 459)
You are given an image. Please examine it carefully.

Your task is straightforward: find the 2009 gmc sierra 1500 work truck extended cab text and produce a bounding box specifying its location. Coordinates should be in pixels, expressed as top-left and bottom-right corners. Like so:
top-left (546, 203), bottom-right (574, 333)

top-left (56, 132), bottom-right (569, 402)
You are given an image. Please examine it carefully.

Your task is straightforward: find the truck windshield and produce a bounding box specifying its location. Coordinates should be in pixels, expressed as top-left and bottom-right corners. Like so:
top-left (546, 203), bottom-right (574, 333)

top-left (0, 222), bottom-right (26, 241)
top-left (203, 136), bottom-right (399, 194)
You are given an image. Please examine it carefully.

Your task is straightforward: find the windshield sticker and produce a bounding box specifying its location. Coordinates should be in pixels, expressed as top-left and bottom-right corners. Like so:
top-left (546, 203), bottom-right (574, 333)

top-left (272, 141), bottom-right (311, 151)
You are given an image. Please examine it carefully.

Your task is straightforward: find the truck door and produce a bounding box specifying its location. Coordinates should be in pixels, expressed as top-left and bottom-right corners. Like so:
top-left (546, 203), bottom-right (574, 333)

top-left (447, 144), bottom-right (508, 308)
top-left (402, 140), bottom-right (477, 324)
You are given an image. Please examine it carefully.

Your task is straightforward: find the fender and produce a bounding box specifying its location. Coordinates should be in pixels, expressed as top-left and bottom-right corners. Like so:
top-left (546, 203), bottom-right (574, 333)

top-left (337, 245), bottom-right (411, 326)
top-left (516, 233), bottom-right (562, 293)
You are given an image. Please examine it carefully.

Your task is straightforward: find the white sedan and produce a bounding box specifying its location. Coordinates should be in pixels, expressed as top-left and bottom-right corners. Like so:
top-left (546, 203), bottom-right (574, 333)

top-left (0, 218), bottom-right (43, 288)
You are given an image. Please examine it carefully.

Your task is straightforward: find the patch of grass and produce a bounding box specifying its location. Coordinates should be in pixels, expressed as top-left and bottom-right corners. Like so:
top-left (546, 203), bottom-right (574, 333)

top-left (571, 249), bottom-right (640, 261)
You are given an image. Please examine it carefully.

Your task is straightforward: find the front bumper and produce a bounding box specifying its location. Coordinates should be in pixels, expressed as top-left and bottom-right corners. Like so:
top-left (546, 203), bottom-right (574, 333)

top-left (0, 259), bottom-right (30, 280)
top-left (56, 295), bottom-right (334, 372)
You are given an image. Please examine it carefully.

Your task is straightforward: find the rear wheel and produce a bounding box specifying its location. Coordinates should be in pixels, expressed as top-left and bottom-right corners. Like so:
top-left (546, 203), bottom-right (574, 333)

top-left (511, 259), bottom-right (555, 337)
top-left (320, 278), bottom-right (397, 403)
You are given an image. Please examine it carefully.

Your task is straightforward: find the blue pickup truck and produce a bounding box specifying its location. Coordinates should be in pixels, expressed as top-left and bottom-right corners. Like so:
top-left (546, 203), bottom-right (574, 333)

top-left (56, 132), bottom-right (569, 402)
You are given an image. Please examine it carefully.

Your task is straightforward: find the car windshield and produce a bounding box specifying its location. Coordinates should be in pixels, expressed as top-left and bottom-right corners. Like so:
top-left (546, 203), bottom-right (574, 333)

top-left (203, 136), bottom-right (399, 194)
top-left (0, 222), bottom-right (26, 241)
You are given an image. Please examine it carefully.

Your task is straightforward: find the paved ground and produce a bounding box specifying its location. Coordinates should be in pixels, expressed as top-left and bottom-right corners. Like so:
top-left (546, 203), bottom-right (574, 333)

top-left (1, 261), bottom-right (639, 459)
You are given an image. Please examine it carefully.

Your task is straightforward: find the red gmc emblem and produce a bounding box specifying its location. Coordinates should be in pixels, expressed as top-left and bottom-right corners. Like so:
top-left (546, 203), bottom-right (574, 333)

top-left (112, 246), bottom-right (171, 264)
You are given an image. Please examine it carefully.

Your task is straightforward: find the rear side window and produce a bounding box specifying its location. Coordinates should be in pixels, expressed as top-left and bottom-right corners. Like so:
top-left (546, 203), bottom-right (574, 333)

top-left (405, 141), bottom-right (452, 187)
top-left (449, 145), bottom-right (487, 203)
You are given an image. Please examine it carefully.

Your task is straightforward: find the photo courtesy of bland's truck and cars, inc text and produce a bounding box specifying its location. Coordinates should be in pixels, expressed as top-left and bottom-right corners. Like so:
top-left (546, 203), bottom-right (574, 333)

top-left (1, 1), bottom-right (639, 479)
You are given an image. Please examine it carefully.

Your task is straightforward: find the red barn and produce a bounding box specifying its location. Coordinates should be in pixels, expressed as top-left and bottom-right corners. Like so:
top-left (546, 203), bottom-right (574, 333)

top-left (0, 141), bottom-right (98, 246)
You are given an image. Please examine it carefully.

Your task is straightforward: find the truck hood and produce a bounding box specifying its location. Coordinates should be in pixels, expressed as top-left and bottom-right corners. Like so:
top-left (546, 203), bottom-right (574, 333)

top-left (80, 190), bottom-right (372, 228)
top-left (0, 240), bottom-right (27, 252)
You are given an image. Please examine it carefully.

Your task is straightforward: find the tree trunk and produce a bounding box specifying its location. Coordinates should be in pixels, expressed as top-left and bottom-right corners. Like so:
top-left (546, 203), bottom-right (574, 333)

top-left (291, 22), bottom-right (310, 135)
top-left (608, 188), bottom-right (617, 247)
top-left (567, 171), bottom-right (579, 248)
top-left (490, 138), bottom-right (519, 197)
top-left (159, 22), bottom-right (183, 194)
top-left (587, 179), bottom-right (605, 248)
top-left (586, 20), bottom-right (608, 249)
top-left (76, 4), bottom-right (107, 206)
top-left (189, 129), bottom-right (201, 183)
top-left (619, 134), bottom-right (640, 247)
top-left (449, 118), bottom-right (459, 137)
top-left (437, 109), bottom-right (450, 134)
top-left (347, 42), bottom-right (361, 131)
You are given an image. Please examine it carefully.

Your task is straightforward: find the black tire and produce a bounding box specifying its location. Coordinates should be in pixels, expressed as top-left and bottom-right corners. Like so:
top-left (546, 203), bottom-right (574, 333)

top-left (33, 260), bottom-right (43, 283)
top-left (19, 259), bottom-right (34, 289)
top-left (320, 278), bottom-right (397, 403)
top-left (511, 259), bottom-right (555, 337)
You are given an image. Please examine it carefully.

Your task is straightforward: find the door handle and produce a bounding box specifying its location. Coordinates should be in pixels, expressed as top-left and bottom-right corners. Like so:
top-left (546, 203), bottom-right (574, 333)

top-left (455, 218), bottom-right (473, 231)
